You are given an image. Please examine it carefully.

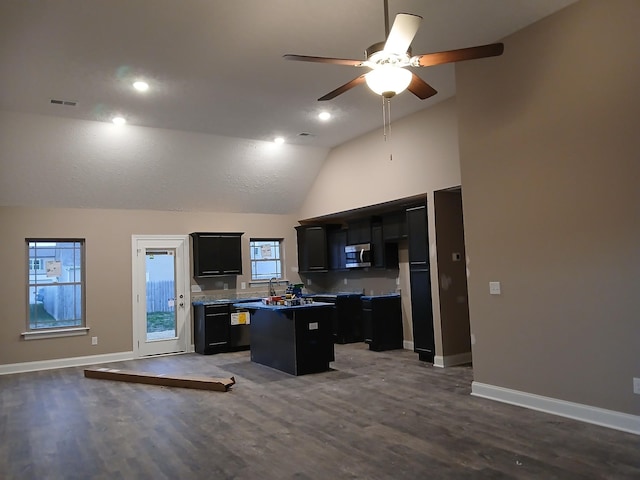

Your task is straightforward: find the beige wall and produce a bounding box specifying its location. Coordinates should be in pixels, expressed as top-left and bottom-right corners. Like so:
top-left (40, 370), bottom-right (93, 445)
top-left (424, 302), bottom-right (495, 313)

top-left (434, 190), bottom-right (470, 357)
top-left (457, 0), bottom-right (640, 415)
top-left (0, 206), bottom-right (300, 366)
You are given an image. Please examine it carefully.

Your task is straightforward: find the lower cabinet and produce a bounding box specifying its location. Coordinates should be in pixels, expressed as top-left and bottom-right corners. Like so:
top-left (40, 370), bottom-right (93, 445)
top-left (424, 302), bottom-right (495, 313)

top-left (194, 304), bottom-right (230, 354)
top-left (362, 295), bottom-right (403, 351)
top-left (409, 269), bottom-right (434, 361)
top-left (194, 302), bottom-right (252, 354)
top-left (314, 294), bottom-right (363, 344)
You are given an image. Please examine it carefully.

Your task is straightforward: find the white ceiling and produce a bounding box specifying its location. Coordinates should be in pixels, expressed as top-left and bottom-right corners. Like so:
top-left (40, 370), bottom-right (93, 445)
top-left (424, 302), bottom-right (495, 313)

top-left (0, 0), bottom-right (578, 149)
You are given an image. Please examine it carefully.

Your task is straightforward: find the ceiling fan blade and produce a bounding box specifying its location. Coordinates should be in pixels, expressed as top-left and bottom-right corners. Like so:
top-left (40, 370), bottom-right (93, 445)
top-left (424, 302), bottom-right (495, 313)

top-left (318, 75), bottom-right (367, 101)
top-left (413, 43), bottom-right (504, 67)
top-left (283, 54), bottom-right (364, 67)
top-left (407, 74), bottom-right (437, 100)
top-left (384, 13), bottom-right (422, 55)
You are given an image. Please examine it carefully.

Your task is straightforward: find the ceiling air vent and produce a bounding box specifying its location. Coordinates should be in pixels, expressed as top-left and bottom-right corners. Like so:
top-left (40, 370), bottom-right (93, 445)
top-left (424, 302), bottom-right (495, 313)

top-left (298, 132), bottom-right (315, 137)
top-left (50, 99), bottom-right (77, 106)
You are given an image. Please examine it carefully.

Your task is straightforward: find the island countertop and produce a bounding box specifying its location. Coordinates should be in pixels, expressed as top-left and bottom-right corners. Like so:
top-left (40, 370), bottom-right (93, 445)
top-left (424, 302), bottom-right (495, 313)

top-left (232, 301), bottom-right (334, 311)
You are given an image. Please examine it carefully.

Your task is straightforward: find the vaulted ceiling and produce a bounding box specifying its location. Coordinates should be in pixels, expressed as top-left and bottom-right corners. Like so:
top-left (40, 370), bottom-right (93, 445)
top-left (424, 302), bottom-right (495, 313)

top-left (0, 0), bottom-right (578, 214)
top-left (1, 0), bottom-right (577, 148)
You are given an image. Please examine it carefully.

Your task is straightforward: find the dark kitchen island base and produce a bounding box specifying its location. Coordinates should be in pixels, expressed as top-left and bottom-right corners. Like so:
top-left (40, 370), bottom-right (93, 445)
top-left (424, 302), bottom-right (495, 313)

top-left (236, 302), bottom-right (334, 376)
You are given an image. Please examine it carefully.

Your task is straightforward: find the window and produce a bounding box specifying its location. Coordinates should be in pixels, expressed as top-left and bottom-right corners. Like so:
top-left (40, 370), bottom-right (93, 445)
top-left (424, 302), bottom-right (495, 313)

top-left (249, 239), bottom-right (283, 281)
top-left (27, 239), bottom-right (85, 331)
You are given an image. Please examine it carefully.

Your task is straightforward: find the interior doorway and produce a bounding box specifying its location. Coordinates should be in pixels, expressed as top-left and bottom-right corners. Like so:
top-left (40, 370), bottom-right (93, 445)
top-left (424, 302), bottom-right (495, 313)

top-left (434, 188), bottom-right (472, 367)
top-left (132, 235), bottom-right (191, 357)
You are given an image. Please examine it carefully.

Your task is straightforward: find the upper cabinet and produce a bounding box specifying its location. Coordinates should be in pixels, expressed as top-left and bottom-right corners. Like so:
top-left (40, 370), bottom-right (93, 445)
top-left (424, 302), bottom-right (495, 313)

top-left (406, 205), bottom-right (429, 267)
top-left (295, 225), bottom-right (330, 273)
top-left (191, 232), bottom-right (243, 277)
top-left (328, 228), bottom-right (347, 271)
top-left (346, 219), bottom-right (371, 245)
top-left (382, 210), bottom-right (407, 241)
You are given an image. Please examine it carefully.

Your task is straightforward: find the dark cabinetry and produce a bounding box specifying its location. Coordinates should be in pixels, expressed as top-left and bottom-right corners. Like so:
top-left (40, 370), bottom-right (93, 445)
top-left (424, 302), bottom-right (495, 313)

top-left (327, 228), bottom-right (347, 270)
top-left (371, 221), bottom-right (399, 269)
top-left (347, 219), bottom-right (371, 245)
top-left (362, 295), bottom-right (403, 351)
top-left (191, 232), bottom-right (243, 277)
top-left (406, 207), bottom-right (429, 266)
top-left (296, 225), bottom-right (330, 272)
top-left (406, 204), bottom-right (435, 361)
top-left (193, 304), bottom-right (230, 354)
top-left (382, 210), bottom-right (407, 241)
top-left (193, 302), bottom-right (252, 355)
top-left (248, 305), bottom-right (334, 376)
top-left (314, 294), bottom-right (363, 344)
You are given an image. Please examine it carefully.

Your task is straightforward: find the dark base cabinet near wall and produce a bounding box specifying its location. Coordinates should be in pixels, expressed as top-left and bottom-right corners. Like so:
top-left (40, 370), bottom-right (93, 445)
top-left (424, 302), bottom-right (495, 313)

top-left (362, 294), bottom-right (403, 351)
top-left (406, 203), bottom-right (435, 362)
top-left (193, 301), bottom-right (252, 354)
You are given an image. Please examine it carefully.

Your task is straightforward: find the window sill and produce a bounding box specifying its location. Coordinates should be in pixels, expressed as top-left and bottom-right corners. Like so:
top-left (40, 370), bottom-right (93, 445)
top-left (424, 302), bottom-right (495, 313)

top-left (21, 327), bottom-right (89, 340)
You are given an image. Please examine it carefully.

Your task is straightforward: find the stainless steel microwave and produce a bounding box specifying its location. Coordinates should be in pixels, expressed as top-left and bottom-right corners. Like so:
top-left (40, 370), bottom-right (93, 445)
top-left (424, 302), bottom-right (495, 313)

top-left (345, 243), bottom-right (372, 268)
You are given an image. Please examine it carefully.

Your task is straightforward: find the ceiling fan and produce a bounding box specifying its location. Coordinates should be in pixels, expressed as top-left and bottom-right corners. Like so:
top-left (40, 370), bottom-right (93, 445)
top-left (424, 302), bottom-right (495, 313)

top-left (284, 0), bottom-right (504, 101)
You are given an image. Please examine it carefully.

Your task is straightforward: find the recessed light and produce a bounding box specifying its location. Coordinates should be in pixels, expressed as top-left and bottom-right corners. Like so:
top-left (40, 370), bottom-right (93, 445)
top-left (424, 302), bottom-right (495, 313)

top-left (112, 116), bottom-right (126, 125)
top-left (318, 111), bottom-right (331, 121)
top-left (274, 137), bottom-right (285, 144)
top-left (133, 81), bottom-right (149, 92)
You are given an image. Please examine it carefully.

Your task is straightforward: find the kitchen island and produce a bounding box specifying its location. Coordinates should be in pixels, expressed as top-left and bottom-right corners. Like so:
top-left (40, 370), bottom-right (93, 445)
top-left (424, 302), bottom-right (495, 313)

top-left (233, 301), bottom-right (334, 376)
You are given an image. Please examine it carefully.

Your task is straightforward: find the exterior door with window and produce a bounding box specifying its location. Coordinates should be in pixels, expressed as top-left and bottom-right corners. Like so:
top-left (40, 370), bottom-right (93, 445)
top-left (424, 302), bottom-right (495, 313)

top-left (132, 236), bottom-right (190, 356)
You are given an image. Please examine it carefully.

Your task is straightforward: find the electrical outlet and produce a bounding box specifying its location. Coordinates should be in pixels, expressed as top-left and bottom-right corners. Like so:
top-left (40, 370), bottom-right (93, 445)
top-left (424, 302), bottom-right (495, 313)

top-left (91, 336), bottom-right (98, 346)
top-left (489, 281), bottom-right (501, 295)
top-left (241, 282), bottom-right (246, 290)
top-left (633, 377), bottom-right (640, 395)
top-left (343, 278), bottom-right (348, 285)
top-left (223, 283), bottom-right (228, 290)
top-left (307, 278), bottom-right (312, 286)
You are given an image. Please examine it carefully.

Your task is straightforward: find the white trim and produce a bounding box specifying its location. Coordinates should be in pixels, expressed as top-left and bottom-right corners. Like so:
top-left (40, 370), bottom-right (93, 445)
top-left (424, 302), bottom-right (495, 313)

top-left (472, 382), bottom-right (640, 436)
top-left (434, 351), bottom-right (472, 368)
top-left (403, 340), bottom-right (414, 350)
top-left (0, 351), bottom-right (134, 376)
top-left (22, 326), bottom-right (89, 340)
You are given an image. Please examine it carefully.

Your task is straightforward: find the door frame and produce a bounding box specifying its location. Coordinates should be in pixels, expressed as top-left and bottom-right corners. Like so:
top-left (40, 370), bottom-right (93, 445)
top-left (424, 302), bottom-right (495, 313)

top-left (131, 235), bottom-right (191, 358)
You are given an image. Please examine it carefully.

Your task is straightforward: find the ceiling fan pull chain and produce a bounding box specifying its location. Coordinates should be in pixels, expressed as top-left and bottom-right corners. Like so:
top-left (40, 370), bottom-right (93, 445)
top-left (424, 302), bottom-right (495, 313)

top-left (387, 98), bottom-right (393, 160)
top-left (382, 95), bottom-right (388, 142)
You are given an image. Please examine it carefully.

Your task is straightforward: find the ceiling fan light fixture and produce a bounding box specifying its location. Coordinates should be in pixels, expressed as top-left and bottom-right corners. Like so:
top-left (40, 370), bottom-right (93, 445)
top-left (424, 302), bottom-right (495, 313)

top-left (365, 66), bottom-right (412, 98)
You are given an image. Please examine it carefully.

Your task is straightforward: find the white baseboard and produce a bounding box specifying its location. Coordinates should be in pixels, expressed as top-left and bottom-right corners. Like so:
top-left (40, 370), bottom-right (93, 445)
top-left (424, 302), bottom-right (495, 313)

top-left (0, 351), bottom-right (135, 376)
top-left (472, 381), bottom-right (640, 436)
top-left (434, 351), bottom-right (472, 368)
top-left (403, 340), bottom-right (414, 350)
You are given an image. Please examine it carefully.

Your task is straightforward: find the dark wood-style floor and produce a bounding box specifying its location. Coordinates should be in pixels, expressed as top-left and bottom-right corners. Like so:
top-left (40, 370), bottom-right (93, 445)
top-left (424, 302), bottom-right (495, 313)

top-left (1, 343), bottom-right (638, 479)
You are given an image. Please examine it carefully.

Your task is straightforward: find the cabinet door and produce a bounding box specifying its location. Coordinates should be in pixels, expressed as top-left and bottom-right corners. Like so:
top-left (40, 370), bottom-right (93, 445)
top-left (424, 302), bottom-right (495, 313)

top-left (382, 210), bottom-right (407, 241)
top-left (371, 223), bottom-right (384, 268)
top-left (296, 226), bottom-right (328, 272)
top-left (347, 219), bottom-right (371, 245)
top-left (217, 235), bottom-right (242, 274)
top-left (406, 205), bottom-right (429, 267)
top-left (328, 228), bottom-right (347, 270)
top-left (194, 304), bottom-right (229, 354)
top-left (409, 269), bottom-right (434, 360)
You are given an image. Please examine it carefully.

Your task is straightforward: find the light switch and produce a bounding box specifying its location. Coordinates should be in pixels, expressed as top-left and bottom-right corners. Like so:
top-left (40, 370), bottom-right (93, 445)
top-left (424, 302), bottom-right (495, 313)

top-left (452, 252), bottom-right (461, 262)
top-left (489, 281), bottom-right (501, 295)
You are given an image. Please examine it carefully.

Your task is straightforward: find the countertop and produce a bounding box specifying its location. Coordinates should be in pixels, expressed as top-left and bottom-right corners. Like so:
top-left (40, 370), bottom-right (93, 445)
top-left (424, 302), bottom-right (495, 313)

top-left (232, 301), bottom-right (334, 311)
top-left (361, 293), bottom-right (401, 300)
top-left (192, 297), bottom-right (261, 306)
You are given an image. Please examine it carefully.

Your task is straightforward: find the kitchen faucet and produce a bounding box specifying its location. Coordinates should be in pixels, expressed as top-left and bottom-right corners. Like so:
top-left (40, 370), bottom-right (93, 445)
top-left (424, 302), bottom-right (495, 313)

top-left (269, 277), bottom-right (277, 297)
